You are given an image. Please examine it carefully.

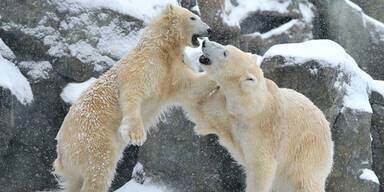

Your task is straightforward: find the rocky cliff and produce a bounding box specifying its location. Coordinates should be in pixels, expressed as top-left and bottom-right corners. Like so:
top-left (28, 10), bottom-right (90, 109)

top-left (0, 0), bottom-right (383, 191)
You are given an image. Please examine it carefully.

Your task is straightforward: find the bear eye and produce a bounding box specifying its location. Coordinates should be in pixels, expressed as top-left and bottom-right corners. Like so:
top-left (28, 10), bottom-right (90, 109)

top-left (246, 77), bottom-right (255, 81)
top-left (190, 17), bottom-right (196, 21)
top-left (223, 51), bottom-right (227, 57)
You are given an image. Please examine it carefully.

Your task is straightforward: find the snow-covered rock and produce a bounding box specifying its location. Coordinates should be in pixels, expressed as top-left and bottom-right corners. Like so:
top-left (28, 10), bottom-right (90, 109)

top-left (18, 61), bottom-right (52, 82)
top-left (326, 0), bottom-right (384, 80)
top-left (360, 169), bottom-right (380, 184)
top-left (263, 39), bottom-right (383, 113)
top-left (0, 56), bottom-right (33, 105)
top-left (0, 38), bottom-right (16, 61)
top-left (197, 0), bottom-right (316, 55)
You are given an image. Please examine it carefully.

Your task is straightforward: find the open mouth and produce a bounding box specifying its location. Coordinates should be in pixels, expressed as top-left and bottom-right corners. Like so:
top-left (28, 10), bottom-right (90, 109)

top-left (199, 55), bottom-right (211, 65)
top-left (192, 34), bottom-right (200, 47)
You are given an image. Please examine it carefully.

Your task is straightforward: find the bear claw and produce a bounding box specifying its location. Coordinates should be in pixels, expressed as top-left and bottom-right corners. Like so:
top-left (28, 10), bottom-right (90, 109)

top-left (119, 124), bottom-right (147, 146)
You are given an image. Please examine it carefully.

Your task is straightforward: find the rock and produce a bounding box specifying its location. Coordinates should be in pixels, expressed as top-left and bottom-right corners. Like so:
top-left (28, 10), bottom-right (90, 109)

top-left (198, 0), bottom-right (315, 54)
top-left (261, 40), bottom-right (379, 192)
top-left (0, 0), bottom-right (143, 82)
top-left (138, 108), bottom-right (245, 192)
top-left (370, 91), bottom-right (384, 191)
top-left (0, 75), bottom-right (67, 191)
top-left (327, 108), bottom-right (378, 192)
top-left (350, 0), bottom-right (384, 22)
top-left (317, 0), bottom-right (384, 80)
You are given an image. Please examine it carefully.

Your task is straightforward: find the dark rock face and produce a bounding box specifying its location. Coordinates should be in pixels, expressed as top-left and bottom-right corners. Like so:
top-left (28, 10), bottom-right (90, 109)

top-left (370, 91), bottom-right (384, 191)
top-left (198, 0), bottom-right (315, 54)
top-left (1, 0), bottom-right (384, 191)
top-left (351, 0), bottom-right (384, 22)
top-left (261, 53), bottom-right (379, 192)
top-left (313, 0), bottom-right (384, 80)
top-left (0, 77), bottom-right (67, 191)
top-left (138, 108), bottom-right (245, 192)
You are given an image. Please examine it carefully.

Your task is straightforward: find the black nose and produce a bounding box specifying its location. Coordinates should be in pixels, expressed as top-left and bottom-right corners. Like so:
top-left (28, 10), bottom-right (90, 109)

top-left (207, 28), bottom-right (212, 36)
top-left (202, 40), bottom-right (206, 48)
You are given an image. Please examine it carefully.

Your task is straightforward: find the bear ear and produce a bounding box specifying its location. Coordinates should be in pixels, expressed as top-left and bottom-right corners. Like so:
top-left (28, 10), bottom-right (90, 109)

top-left (246, 52), bottom-right (262, 66)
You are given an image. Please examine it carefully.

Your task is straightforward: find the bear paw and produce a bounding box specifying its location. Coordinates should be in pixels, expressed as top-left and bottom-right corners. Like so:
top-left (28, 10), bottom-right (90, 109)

top-left (118, 121), bottom-right (147, 146)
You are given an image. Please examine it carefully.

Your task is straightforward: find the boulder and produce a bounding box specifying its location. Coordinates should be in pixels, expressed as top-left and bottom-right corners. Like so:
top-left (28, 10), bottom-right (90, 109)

top-left (370, 91), bottom-right (384, 191)
top-left (138, 108), bottom-right (245, 192)
top-left (315, 0), bottom-right (384, 80)
top-left (0, 0), bottom-right (143, 82)
top-left (350, 0), bottom-right (384, 22)
top-left (197, 0), bottom-right (316, 54)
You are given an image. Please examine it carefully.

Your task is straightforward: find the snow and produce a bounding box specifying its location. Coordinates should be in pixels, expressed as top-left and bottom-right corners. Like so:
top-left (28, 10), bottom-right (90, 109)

top-left (299, 2), bottom-right (315, 23)
top-left (345, 0), bottom-right (362, 12)
top-left (184, 43), bottom-right (203, 72)
top-left (0, 38), bottom-right (16, 61)
top-left (60, 78), bottom-right (97, 104)
top-left (360, 169), bottom-right (380, 184)
top-left (115, 180), bottom-right (170, 192)
top-left (263, 40), bottom-right (384, 113)
top-left (222, 0), bottom-right (290, 27)
top-left (114, 162), bottom-right (171, 192)
top-left (0, 55), bottom-right (33, 105)
top-left (18, 61), bottom-right (52, 81)
top-left (363, 14), bottom-right (384, 42)
top-left (61, 0), bottom-right (178, 24)
top-left (246, 19), bottom-right (299, 39)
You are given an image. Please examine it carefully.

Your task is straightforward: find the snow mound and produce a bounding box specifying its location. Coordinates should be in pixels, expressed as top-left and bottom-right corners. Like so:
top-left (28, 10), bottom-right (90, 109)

top-left (360, 169), bottom-right (380, 184)
top-left (0, 38), bottom-right (16, 61)
top-left (115, 180), bottom-right (170, 192)
top-left (0, 56), bottom-right (33, 104)
top-left (60, 0), bottom-right (178, 24)
top-left (60, 78), bottom-right (97, 104)
top-left (263, 40), bottom-right (384, 113)
top-left (19, 61), bottom-right (52, 81)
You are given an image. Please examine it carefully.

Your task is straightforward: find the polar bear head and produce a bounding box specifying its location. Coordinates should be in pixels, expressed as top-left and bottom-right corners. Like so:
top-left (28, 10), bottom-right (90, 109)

top-left (198, 39), bottom-right (265, 93)
top-left (150, 4), bottom-right (211, 48)
top-left (198, 39), bottom-right (271, 117)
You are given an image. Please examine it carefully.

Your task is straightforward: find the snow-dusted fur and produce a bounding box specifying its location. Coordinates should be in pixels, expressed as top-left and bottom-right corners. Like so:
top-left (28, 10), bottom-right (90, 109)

top-left (199, 40), bottom-right (334, 192)
top-left (53, 5), bottom-right (213, 192)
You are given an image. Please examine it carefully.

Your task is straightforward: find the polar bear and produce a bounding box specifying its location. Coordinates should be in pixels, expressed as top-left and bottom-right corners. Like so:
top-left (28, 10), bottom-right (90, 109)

top-left (198, 40), bottom-right (334, 192)
top-left (53, 5), bottom-right (214, 192)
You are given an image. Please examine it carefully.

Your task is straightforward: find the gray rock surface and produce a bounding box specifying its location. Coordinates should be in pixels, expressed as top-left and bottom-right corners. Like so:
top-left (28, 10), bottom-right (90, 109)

top-left (351, 0), bottom-right (384, 22)
top-left (261, 52), bottom-right (380, 192)
top-left (1, 0), bottom-right (384, 191)
top-left (138, 108), bottom-right (245, 192)
top-left (370, 91), bottom-right (384, 191)
top-left (198, 0), bottom-right (315, 54)
top-left (312, 0), bottom-right (384, 80)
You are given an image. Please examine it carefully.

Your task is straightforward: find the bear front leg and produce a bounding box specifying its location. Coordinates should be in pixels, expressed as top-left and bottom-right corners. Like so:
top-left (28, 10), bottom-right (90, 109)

top-left (246, 153), bottom-right (277, 192)
top-left (188, 73), bottom-right (218, 99)
top-left (119, 93), bottom-right (146, 146)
